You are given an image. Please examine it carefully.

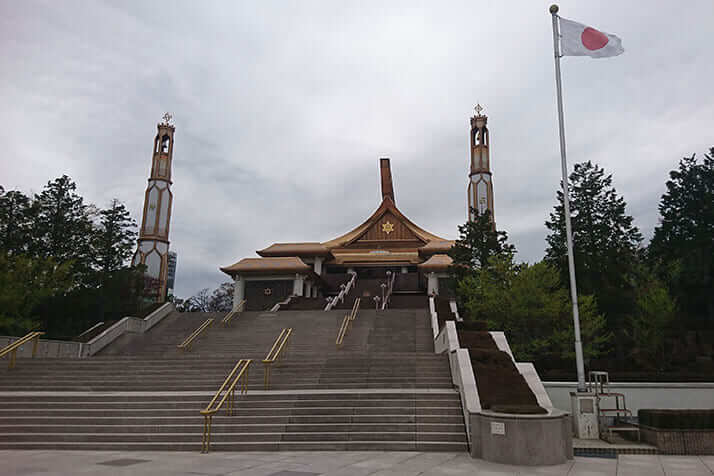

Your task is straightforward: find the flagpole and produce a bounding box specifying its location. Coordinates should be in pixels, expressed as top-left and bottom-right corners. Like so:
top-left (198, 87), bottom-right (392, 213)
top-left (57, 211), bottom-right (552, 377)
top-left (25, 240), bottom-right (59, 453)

top-left (550, 4), bottom-right (586, 393)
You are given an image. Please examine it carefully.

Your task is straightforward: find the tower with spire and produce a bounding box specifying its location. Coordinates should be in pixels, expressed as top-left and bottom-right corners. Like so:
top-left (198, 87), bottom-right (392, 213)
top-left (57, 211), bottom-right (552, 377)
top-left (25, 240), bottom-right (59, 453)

top-left (467, 104), bottom-right (495, 223)
top-left (132, 113), bottom-right (176, 302)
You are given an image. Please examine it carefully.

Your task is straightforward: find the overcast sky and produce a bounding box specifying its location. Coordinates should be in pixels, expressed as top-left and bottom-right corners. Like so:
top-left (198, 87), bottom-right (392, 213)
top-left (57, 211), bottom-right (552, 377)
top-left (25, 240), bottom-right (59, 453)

top-left (1, 1), bottom-right (713, 298)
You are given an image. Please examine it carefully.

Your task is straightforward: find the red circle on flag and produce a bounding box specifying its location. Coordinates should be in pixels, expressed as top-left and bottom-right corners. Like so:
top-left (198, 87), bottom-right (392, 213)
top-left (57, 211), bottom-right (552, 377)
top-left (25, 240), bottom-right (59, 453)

top-left (581, 27), bottom-right (609, 50)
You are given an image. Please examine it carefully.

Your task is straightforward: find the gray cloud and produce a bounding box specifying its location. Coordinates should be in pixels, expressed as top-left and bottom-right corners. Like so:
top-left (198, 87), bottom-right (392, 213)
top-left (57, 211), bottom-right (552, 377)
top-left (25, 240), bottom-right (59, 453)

top-left (2, 0), bottom-right (713, 297)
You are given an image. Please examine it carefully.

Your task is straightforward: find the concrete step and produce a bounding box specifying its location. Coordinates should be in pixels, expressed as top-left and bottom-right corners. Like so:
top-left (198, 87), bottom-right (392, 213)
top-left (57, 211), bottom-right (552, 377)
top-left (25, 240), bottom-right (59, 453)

top-left (0, 441), bottom-right (468, 451)
top-left (0, 307), bottom-right (468, 453)
top-left (0, 423), bottom-right (466, 433)
top-left (0, 415), bottom-right (465, 425)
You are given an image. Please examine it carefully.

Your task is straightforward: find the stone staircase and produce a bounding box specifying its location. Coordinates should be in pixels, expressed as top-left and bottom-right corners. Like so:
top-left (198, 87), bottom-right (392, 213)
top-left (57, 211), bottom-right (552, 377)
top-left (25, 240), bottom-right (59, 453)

top-left (0, 307), bottom-right (467, 451)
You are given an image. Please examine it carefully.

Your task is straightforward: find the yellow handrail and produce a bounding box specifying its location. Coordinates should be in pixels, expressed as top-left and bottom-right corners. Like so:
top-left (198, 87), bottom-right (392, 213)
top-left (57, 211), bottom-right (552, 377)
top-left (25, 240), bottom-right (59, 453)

top-left (262, 328), bottom-right (292, 390)
top-left (0, 331), bottom-right (44, 369)
top-left (177, 318), bottom-right (214, 352)
top-left (200, 358), bottom-right (251, 453)
top-left (222, 299), bottom-right (246, 327)
top-left (350, 297), bottom-right (361, 321)
top-left (335, 314), bottom-right (350, 347)
top-left (336, 298), bottom-right (360, 348)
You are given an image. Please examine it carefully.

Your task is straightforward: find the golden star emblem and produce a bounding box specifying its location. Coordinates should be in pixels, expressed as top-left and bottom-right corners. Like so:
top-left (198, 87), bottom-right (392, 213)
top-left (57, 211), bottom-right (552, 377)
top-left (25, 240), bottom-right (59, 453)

top-left (382, 221), bottom-right (394, 234)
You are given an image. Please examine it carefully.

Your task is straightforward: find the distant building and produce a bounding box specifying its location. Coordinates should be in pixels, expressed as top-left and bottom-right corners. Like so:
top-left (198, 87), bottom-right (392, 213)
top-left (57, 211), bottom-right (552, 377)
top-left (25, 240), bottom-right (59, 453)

top-left (220, 108), bottom-right (497, 310)
top-left (167, 251), bottom-right (178, 296)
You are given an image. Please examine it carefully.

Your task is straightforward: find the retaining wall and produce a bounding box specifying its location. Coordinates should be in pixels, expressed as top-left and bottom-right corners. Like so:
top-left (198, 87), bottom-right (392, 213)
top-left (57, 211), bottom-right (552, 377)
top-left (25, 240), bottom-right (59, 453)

top-left (544, 382), bottom-right (714, 414)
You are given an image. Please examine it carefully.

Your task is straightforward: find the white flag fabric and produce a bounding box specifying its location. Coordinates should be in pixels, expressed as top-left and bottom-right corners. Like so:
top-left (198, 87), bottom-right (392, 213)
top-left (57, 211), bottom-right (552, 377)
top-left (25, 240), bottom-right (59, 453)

top-left (559, 17), bottom-right (624, 58)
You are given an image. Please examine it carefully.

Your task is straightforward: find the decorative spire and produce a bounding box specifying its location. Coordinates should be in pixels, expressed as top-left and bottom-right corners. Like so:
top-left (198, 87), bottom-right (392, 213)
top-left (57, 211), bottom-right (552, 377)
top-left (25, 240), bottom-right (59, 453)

top-left (474, 103), bottom-right (484, 117)
top-left (379, 158), bottom-right (395, 204)
top-left (160, 112), bottom-right (174, 127)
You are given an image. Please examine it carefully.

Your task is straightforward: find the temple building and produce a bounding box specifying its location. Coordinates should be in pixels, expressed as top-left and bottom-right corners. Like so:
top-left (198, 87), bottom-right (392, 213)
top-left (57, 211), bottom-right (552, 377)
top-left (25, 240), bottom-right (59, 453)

top-left (220, 108), bottom-right (494, 311)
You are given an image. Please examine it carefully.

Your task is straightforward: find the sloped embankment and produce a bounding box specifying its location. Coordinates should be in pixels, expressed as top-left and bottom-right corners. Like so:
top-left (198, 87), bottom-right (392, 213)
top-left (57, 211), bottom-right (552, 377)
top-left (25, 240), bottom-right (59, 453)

top-left (458, 330), bottom-right (546, 414)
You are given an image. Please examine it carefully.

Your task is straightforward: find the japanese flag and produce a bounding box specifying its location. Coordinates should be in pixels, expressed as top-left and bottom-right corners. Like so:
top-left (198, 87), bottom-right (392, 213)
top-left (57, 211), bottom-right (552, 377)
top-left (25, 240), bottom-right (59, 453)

top-left (559, 17), bottom-right (624, 58)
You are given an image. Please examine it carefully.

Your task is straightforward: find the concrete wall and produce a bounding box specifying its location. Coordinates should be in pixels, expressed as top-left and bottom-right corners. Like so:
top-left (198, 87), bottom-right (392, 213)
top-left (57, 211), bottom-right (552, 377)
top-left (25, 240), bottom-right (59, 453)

top-left (434, 320), bottom-right (571, 465)
top-left (470, 411), bottom-right (573, 466)
top-left (544, 382), bottom-right (714, 414)
top-left (0, 336), bottom-right (82, 359)
top-left (81, 303), bottom-right (174, 357)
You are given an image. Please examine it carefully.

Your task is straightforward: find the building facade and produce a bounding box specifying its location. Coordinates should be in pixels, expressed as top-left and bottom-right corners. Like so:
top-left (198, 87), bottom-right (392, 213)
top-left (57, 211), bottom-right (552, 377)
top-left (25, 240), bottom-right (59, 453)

top-left (221, 110), bottom-right (496, 311)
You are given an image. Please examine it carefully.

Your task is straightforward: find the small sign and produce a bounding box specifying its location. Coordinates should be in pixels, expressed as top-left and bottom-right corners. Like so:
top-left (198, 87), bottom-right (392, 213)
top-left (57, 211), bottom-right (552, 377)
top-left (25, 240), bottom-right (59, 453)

top-left (490, 422), bottom-right (505, 435)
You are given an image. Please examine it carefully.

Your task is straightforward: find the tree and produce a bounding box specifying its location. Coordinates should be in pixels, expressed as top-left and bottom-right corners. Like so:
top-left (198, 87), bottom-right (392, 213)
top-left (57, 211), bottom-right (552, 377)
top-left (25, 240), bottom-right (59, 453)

top-left (181, 282), bottom-right (235, 312)
top-left (649, 149), bottom-right (714, 326)
top-left (32, 176), bottom-right (95, 280)
top-left (183, 288), bottom-right (211, 312)
top-left (209, 282), bottom-right (234, 312)
top-left (0, 253), bottom-right (73, 335)
top-left (0, 176), bottom-right (146, 338)
top-left (628, 266), bottom-right (676, 370)
top-left (545, 161), bottom-right (642, 362)
top-left (93, 199), bottom-right (137, 275)
top-left (449, 208), bottom-right (515, 279)
top-left (457, 256), bottom-right (610, 364)
top-left (0, 189), bottom-right (38, 255)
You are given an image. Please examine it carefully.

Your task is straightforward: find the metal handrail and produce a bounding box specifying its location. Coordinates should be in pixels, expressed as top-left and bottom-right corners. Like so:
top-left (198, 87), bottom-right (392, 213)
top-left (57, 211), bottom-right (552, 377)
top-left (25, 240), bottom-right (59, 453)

top-left (200, 358), bottom-right (251, 453)
top-left (0, 331), bottom-right (44, 369)
top-left (336, 314), bottom-right (350, 347)
top-left (381, 272), bottom-right (396, 310)
top-left (177, 318), bottom-right (214, 351)
top-left (262, 328), bottom-right (292, 389)
top-left (222, 300), bottom-right (246, 327)
top-left (336, 298), bottom-right (360, 348)
top-left (349, 297), bottom-right (361, 321)
top-left (325, 272), bottom-right (357, 311)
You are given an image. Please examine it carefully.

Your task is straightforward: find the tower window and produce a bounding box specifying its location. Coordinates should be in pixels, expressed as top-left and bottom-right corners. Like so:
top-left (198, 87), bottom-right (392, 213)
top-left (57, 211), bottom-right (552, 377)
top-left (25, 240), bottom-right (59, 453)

top-left (161, 135), bottom-right (170, 153)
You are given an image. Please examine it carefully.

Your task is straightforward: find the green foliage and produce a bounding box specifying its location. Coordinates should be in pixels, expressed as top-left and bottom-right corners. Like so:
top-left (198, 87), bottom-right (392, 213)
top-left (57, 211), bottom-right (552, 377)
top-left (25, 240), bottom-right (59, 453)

top-left (628, 267), bottom-right (676, 370)
top-left (545, 161), bottom-right (642, 361)
top-left (0, 189), bottom-right (37, 255)
top-left (448, 208), bottom-right (515, 283)
top-left (457, 256), bottom-right (611, 362)
top-left (32, 175), bottom-right (96, 281)
top-left (0, 177), bottom-right (142, 339)
top-left (0, 253), bottom-right (73, 335)
top-left (93, 199), bottom-right (137, 275)
top-left (649, 149), bottom-right (714, 326)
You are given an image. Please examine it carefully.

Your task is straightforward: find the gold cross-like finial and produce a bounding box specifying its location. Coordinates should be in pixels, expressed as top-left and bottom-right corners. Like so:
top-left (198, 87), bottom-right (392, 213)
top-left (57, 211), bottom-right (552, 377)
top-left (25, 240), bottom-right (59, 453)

top-left (475, 104), bottom-right (483, 116)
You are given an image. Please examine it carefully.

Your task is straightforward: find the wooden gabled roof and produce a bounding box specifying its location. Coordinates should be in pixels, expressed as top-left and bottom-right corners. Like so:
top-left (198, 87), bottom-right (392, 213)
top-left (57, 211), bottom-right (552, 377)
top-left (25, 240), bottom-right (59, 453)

top-left (220, 257), bottom-right (312, 276)
top-left (257, 242), bottom-right (330, 257)
top-left (321, 196), bottom-right (446, 250)
top-left (418, 253), bottom-right (453, 271)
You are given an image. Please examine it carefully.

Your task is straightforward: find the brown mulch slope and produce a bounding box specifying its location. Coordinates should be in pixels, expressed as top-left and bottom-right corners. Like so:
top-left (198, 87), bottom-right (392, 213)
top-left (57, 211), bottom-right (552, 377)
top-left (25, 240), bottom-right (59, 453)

top-left (459, 330), bottom-right (547, 414)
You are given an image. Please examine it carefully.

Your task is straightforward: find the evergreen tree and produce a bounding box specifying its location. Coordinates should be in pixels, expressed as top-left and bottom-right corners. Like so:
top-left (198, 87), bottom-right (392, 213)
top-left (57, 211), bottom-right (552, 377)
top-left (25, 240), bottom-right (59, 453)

top-left (93, 199), bottom-right (137, 275)
top-left (0, 253), bottom-right (73, 335)
top-left (458, 257), bottom-right (610, 364)
top-left (545, 161), bottom-right (642, 363)
top-left (649, 149), bottom-right (714, 326)
top-left (0, 188), bottom-right (38, 255)
top-left (0, 175), bottom-right (146, 337)
top-left (448, 208), bottom-right (515, 278)
top-left (32, 176), bottom-right (95, 280)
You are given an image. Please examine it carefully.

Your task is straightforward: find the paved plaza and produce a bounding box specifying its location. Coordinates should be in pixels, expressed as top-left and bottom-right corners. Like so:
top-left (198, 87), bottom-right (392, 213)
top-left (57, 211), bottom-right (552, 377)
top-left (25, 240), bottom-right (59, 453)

top-left (3, 450), bottom-right (714, 476)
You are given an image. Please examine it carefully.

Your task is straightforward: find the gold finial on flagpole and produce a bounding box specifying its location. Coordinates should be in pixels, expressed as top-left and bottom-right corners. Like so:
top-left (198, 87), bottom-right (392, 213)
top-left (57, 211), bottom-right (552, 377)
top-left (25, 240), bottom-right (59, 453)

top-left (549, 4), bottom-right (559, 14)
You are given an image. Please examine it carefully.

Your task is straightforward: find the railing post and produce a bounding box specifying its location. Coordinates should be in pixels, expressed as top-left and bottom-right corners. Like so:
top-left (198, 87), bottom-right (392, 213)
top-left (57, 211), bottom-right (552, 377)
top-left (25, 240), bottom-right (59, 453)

top-left (32, 334), bottom-right (40, 358)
